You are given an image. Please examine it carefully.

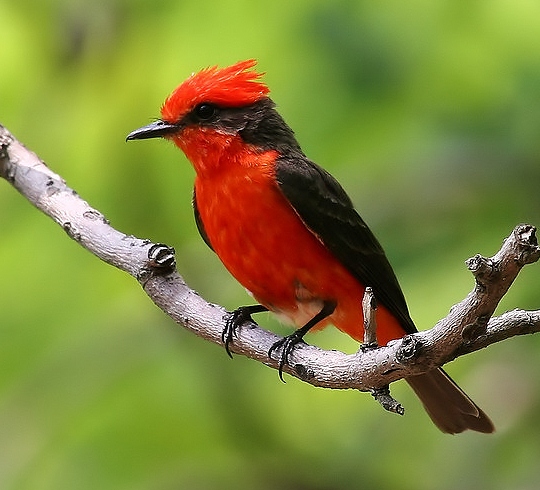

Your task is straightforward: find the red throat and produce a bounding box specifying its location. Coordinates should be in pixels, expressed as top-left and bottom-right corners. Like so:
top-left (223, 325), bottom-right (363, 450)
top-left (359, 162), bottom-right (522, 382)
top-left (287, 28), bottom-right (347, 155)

top-left (168, 128), bottom-right (270, 179)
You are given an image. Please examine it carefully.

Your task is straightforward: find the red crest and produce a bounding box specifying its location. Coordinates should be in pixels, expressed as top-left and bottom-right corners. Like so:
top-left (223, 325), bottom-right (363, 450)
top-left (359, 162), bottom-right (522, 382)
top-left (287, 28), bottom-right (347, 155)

top-left (161, 59), bottom-right (269, 123)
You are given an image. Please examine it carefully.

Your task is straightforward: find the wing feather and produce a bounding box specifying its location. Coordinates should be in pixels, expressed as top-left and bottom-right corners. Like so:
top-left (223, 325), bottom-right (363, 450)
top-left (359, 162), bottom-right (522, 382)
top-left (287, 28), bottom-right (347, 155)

top-left (275, 154), bottom-right (416, 334)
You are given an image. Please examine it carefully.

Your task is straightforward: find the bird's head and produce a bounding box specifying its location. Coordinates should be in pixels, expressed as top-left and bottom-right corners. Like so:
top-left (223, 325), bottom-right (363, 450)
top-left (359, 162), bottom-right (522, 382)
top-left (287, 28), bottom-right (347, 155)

top-left (127, 60), bottom-right (300, 173)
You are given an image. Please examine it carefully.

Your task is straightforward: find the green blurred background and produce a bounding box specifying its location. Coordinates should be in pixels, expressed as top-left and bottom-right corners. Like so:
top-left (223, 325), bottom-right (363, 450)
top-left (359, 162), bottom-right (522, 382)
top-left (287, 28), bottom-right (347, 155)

top-left (1, 0), bottom-right (540, 488)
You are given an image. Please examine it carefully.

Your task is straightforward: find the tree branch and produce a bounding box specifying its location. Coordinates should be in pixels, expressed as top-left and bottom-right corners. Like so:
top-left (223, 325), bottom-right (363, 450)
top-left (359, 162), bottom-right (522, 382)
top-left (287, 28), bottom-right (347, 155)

top-left (1, 123), bottom-right (539, 396)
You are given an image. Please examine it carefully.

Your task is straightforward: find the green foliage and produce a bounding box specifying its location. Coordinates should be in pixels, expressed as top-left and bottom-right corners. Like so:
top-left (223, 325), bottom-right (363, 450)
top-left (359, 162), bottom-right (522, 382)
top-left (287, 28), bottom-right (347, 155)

top-left (1, 0), bottom-right (540, 488)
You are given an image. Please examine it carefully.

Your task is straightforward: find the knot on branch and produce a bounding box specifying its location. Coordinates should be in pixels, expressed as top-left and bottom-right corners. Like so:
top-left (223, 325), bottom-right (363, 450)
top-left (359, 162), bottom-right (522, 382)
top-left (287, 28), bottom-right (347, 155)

top-left (83, 209), bottom-right (110, 225)
top-left (514, 224), bottom-right (540, 266)
top-left (148, 243), bottom-right (176, 272)
top-left (466, 255), bottom-right (497, 288)
top-left (396, 334), bottom-right (422, 363)
top-left (462, 315), bottom-right (490, 341)
top-left (294, 363), bottom-right (315, 381)
top-left (138, 243), bottom-right (177, 284)
top-left (63, 221), bottom-right (82, 241)
top-left (0, 130), bottom-right (15, 181)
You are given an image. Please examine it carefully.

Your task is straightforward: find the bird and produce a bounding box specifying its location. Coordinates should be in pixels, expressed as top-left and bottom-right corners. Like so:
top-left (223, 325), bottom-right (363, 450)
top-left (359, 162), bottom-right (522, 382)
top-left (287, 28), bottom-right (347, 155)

top-left (127, 59), bottom-right (494, 434)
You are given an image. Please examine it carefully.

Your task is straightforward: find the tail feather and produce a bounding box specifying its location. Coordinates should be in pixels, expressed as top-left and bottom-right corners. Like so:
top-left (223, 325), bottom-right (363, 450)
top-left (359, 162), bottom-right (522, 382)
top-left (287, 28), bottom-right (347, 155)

top-left (407, 368), bottom-right (494, 434)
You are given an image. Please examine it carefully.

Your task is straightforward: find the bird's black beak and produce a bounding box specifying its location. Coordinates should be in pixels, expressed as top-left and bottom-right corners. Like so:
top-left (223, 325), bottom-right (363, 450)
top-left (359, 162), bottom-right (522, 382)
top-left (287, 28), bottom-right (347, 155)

top-left (126, 120), bottom-right (179, 141)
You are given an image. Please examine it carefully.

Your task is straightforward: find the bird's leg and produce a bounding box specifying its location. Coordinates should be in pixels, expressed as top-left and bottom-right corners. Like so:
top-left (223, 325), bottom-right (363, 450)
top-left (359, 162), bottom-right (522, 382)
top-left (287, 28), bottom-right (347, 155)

top-left (269, 300), bottom-right (337, 382)
top-left (223, 304), bottom-right (268, 358)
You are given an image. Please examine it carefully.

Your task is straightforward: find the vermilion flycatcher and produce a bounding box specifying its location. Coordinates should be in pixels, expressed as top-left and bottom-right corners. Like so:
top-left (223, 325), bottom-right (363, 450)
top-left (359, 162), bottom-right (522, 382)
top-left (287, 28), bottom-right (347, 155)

top-left (127, 60), bottom-right (493, 434)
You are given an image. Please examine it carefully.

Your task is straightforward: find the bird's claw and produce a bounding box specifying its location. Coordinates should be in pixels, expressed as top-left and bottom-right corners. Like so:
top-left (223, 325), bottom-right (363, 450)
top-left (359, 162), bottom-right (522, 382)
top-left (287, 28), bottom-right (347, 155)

top-left (222, 317), bottom-right (236, 359)
top-left (222, 310), bottom-right (246, 358)
top-left (268, 332), bottom-right (306, 382)
top-left (223, 305), bottom-right (267, 358)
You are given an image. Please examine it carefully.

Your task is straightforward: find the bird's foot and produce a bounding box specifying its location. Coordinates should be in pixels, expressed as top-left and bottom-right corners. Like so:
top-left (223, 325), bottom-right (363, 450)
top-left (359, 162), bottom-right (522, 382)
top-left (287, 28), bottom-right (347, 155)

top-left (268, 301), bottom-right (336, 382)
top-left (268, 331), bottom-right (307, 382)
top-left (223, 305), bottom-right (267, 358)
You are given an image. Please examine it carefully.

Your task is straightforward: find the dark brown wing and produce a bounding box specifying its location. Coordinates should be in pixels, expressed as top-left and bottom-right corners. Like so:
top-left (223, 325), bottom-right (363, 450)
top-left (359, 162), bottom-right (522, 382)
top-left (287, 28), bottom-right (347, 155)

top-left (275, 153), bottom-right (416, 334)
top-left (192, 188), bottom-right (214, 252)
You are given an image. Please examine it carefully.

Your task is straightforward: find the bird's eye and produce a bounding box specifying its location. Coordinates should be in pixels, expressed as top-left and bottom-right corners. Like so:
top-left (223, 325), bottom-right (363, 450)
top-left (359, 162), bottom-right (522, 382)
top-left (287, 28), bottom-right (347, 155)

top-left (194, 103), bottom-right (216, 121)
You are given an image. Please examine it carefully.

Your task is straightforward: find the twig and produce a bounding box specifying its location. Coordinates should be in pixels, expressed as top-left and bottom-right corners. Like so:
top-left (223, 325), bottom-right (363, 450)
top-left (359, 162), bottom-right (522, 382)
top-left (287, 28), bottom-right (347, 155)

top-left (361, 287), bottom-right (404, 415)
top-left (370, 386), bottom-right (405, 416)
top-left (361, 287), bottom-right (378, 348)
top-left (1, 124), bottom-right (539, 396)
